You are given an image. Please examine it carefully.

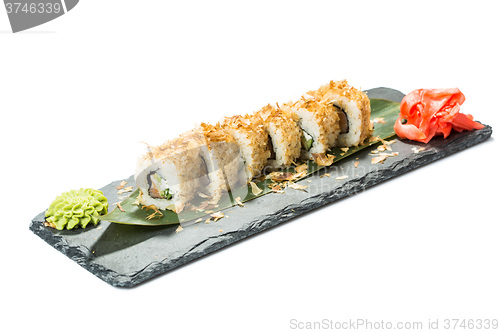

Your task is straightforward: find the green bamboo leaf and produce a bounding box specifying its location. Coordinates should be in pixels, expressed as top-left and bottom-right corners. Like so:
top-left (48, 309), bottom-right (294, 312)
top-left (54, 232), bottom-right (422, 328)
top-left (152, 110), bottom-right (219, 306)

top-left (102, 98), bottom-right (401, 226)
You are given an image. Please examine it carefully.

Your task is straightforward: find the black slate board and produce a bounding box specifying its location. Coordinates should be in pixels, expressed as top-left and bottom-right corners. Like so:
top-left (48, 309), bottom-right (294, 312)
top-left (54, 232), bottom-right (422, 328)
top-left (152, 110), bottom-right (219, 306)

top-left (30, 88), bottom-right (493, 287)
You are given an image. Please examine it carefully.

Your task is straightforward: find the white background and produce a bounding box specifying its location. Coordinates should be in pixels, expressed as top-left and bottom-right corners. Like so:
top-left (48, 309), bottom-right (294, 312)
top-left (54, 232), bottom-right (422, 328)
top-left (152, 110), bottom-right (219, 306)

top-left (1, 1), bottom-right (499, 332)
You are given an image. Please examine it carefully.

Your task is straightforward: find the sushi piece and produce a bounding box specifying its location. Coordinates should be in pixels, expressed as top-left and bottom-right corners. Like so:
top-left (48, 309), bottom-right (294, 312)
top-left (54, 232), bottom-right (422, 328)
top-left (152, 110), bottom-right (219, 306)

top-left (134, 133), bottom-right (203, 213)
top-left (309, 80), bottom-right (372, 147)
top-left (256, 104), bottom-right (302, 169)
top-left (282, 97), bottom-right (338, 159)
top-left (222, 113), bottom-right (271, 181)
top-left (180, 128), bottom-right (228, 205)
top-left (298, 95), bottom-right (341, 148)
top-left (197, 123), bottom-right (246, 201)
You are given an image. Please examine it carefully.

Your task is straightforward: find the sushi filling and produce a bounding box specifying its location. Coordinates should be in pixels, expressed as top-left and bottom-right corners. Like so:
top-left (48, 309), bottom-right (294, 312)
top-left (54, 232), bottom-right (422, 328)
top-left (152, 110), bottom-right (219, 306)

top-left (301, 130), bottom-right (314, 150)
top-left (334, 105), bottom-right (349, 134)
top-left (199, 156), bottom-right (211, 186)
top-left (267, 135), bottom-right (276, 159)
top-left (147, 172), bottom-right (172, 200)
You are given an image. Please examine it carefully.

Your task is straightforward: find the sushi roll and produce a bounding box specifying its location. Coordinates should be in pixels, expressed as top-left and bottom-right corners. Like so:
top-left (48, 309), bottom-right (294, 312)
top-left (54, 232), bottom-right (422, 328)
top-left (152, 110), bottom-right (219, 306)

top-left (135, 133), bottom-right (203, 213)
top-left (309, 80), bottom-right (372, 147)
top-left (256, 104), bottom-right (302, 169)
top-left (282, 97), bottom-right (338, 159)
top-left (222, 113), bottom-right (271, 181)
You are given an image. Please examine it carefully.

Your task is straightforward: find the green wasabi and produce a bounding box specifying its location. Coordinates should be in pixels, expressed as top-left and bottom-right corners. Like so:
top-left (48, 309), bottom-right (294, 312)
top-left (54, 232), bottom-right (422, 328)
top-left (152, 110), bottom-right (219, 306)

top-left (45, 188), bottom-right (108, 230)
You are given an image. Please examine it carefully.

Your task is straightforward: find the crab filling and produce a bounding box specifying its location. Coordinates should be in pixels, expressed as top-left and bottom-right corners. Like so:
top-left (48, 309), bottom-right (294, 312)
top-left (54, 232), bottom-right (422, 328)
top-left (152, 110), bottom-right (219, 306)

top-left (334, 105), bottom-right (349, 134)
top-left (147, 172), bottom-right (172, 200)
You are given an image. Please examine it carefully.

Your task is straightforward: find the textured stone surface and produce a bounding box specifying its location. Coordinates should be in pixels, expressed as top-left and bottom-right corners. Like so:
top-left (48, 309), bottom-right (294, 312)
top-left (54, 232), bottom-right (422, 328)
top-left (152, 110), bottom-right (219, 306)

top-left (30, 88), bottom-right (493, 287)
